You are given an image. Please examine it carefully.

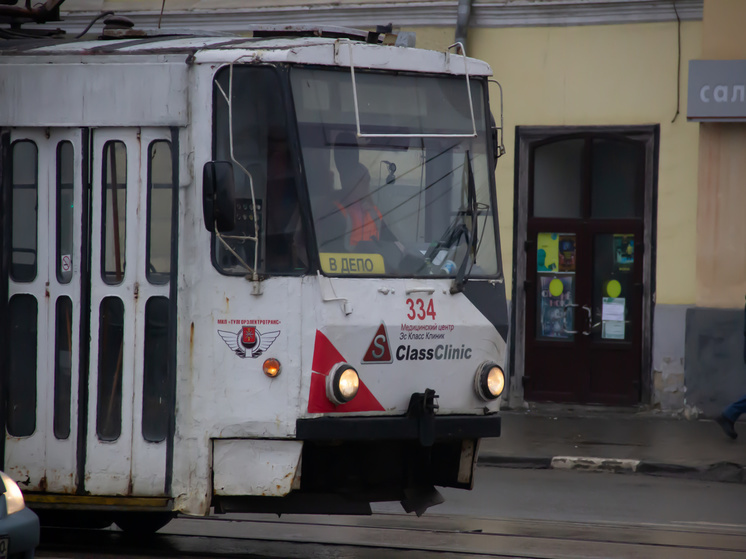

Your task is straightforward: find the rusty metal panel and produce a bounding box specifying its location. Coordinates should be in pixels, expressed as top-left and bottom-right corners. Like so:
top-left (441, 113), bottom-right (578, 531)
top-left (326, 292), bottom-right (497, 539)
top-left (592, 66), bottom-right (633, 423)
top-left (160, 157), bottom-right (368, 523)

top-left (212, 439), bottom-right (302, 497)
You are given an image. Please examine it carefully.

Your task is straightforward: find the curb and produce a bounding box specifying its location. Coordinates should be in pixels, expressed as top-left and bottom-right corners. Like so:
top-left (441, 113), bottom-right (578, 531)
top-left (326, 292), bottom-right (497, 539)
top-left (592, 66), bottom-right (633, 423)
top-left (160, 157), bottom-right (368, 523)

top-left (551, 456), bottom-right (639, 473)
top-left (478, 454), bottom-right (746, 483)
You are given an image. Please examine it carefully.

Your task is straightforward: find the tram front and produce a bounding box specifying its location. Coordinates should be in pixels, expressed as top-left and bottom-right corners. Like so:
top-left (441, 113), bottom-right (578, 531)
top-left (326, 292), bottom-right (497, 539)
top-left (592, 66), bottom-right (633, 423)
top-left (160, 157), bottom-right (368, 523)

top-left (200, 42), bottom-right (508, 517)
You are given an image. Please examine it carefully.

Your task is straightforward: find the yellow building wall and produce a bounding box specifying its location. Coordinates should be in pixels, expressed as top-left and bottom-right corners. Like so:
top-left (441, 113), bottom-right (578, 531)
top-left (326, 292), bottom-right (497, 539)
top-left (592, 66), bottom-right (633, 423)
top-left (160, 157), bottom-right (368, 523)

top-left (695, 0), bottom-right (746, 308)
top-left (461, 23), bottom-right (702, 305)
top-left (405, 27), bottom-right (456, 53)
top-left (703, 0), bottom-right (746, 59)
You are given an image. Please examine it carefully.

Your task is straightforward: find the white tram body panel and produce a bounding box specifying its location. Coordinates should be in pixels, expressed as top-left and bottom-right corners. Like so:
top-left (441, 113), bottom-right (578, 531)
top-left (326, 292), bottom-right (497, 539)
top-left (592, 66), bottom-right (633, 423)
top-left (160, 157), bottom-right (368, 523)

top-left (1, 32), bottom-right (508, 520)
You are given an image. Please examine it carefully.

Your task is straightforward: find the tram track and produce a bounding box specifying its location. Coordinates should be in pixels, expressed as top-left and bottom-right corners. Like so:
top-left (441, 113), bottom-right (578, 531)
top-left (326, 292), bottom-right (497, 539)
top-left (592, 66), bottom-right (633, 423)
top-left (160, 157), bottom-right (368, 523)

top-left (37, 511), bottom-right (746, 559)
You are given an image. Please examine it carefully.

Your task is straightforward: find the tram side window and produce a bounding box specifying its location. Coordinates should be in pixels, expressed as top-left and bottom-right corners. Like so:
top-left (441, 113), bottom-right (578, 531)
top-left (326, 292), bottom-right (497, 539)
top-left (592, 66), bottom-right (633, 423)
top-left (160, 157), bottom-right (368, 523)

top-left (212, 67), bottom-right (308, 275)
top-left (8, 294), bottom-right (37, 437)
top-left (57, 141), bottom-right (74, 284)
top-left (102, 141), bottom-right (127, 285)
top-left (147, 141), bottom-right (172, 284)
top-left (10, 140), bottom-right (38, 282)
top-left (54, 296), bottom-right (73, 439)
top-left (142, 296), bottom-right (170, 442)
top-left (97, 297), bottom-right (124, 441)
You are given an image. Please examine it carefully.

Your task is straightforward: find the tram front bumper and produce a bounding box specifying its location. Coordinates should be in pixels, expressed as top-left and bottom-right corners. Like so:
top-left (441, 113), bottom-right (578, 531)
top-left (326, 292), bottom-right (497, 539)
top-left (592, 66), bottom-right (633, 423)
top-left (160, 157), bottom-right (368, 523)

top-left (298, 387), bottom-right (500, 445)
top-left (296, 412), bottom-right (501, 444)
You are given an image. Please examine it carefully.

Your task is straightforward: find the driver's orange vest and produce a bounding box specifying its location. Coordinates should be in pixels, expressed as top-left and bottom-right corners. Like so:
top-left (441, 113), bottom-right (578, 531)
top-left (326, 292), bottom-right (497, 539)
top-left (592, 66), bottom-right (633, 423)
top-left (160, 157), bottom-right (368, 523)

top-left (335, 201), bottom-right (382, 247)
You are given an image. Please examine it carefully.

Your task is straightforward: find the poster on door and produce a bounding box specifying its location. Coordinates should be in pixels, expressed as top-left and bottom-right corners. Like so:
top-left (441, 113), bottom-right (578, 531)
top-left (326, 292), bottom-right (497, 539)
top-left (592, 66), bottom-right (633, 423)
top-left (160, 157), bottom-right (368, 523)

top-left (558, 234), bottom-right (576, 272)
top-left (537, 233), bottom-right (559, 272)
top-left (538, 275), bottom-right (575, 339)
top-left (613, 235), bottom-right (634, 272)
top-left (601, 297), bottom-right (625, 340)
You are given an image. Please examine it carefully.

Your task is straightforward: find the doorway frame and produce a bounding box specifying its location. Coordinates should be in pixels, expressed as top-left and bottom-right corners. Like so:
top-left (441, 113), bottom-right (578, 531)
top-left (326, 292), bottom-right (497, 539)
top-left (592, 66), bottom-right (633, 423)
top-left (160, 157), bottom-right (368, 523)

top-left (509, 125), bottom-right (659, 408)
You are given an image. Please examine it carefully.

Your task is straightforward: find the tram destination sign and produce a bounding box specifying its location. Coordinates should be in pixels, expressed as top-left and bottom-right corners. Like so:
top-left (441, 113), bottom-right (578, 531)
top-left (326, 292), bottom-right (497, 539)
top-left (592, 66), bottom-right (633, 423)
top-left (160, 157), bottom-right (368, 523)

top-left (688, 60), bottom-right (746, 121)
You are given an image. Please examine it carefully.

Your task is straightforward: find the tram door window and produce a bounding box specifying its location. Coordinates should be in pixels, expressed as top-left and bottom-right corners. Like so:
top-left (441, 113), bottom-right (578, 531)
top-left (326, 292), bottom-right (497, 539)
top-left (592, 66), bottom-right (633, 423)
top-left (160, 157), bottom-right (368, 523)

top-left (96, 296), bottom-right (125, 442)
top-left (146, 141), bottom-right (173, 284)
top-left (53, 296), bottom-right (73, 440)
top-left (101, 141), bottom-right (127, 285)
top-left (7, 294), bottom-right (38, 437)
top-left (10, 140), bottom-right (38, 282)
top-left (142, 296), bottom-right (170, 442)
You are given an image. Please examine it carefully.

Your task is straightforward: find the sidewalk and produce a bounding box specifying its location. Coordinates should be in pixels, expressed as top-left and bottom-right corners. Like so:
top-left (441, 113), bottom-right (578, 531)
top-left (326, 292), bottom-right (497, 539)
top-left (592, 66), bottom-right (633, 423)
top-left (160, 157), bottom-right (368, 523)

top-left (478, 405), bottom-right (746, 483)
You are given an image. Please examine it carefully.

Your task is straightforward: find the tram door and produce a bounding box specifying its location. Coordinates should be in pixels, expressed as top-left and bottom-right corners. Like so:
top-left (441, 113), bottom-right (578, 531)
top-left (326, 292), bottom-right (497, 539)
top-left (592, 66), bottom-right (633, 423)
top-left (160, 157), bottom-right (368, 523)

top-left (4, 127), bottom-right (175, 497)
top-left (85, 128), bottom-right (174, 496)
top-left (4, 128), bottom-right (85, 493)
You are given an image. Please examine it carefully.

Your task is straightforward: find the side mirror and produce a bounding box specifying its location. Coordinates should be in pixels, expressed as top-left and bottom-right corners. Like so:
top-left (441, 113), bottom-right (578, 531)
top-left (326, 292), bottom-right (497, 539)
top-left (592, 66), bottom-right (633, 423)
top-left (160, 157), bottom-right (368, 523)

top-left (202, 161), bottom-right (236, 232)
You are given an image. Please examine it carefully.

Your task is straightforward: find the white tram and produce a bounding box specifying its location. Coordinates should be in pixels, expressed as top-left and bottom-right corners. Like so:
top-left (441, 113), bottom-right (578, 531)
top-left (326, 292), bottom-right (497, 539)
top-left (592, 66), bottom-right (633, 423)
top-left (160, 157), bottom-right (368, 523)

top-left (0, 23), bottom-right (508, 531)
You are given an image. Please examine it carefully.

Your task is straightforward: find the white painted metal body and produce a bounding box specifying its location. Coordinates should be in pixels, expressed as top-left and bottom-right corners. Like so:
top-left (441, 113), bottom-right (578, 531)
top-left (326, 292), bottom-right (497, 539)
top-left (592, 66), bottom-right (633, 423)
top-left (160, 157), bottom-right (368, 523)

top-left (1, 34), bottom-right (506, 517)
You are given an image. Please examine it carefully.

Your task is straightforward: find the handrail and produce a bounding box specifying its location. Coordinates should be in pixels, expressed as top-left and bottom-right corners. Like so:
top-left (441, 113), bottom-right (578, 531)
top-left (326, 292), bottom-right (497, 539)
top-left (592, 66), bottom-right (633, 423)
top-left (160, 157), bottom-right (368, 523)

top-left (344, 40), bottom-right (478, 139)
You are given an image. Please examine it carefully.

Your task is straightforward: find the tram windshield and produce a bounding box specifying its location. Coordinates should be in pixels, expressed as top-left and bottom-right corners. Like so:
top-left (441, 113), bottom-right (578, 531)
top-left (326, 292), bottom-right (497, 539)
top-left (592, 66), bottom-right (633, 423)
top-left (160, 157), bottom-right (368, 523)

top-left (290, 67), bottom-right (500, 278)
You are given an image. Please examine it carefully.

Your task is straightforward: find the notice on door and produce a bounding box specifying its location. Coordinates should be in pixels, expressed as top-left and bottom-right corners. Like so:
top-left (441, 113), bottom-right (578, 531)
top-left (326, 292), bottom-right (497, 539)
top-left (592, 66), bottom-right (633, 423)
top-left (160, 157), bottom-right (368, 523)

top-left (602, 297), bottom-right (625, 340)
top-left (537, 233), bottom-right (559, 271)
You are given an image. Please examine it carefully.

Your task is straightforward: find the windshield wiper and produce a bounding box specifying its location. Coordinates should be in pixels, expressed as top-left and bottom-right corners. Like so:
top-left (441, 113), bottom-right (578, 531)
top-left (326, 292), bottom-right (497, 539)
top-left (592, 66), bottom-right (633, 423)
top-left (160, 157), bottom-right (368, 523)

top-left (450, 151), bottom-right (479, 294)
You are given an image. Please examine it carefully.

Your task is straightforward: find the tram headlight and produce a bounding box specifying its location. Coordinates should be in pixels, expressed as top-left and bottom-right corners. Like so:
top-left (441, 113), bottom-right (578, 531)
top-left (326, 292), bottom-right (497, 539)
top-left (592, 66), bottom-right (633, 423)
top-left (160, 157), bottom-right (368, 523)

top-left (327, 363), bottom-right (360, 406)
top-left (474, 362), bottom-right (505, 401)
top-left (0, 471), bottom-right (26, 515)
top-left (263, 358), bottom-right (281, 378)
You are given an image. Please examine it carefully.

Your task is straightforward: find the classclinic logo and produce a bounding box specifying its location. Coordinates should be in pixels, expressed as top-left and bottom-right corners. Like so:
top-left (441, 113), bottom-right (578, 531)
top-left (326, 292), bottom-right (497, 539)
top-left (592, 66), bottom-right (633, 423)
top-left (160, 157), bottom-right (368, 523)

top-left (362, 323), bottom-right (393, 364)
top-left (218, 326), bottom-right (280, 359)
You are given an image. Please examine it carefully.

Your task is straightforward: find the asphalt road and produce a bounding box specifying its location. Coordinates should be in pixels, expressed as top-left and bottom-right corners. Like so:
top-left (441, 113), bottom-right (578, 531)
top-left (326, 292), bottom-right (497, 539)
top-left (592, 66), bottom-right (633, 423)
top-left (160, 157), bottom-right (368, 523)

top-left (413, 465), bottom-right (746, 527)
top-left (37, 466), bottom-right (746, 558)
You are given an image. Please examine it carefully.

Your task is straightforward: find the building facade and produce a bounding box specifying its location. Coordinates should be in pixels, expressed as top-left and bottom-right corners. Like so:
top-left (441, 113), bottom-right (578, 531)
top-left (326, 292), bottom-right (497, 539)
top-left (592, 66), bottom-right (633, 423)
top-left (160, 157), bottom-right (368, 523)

top-left (34, 0), bottom-right (745, 415)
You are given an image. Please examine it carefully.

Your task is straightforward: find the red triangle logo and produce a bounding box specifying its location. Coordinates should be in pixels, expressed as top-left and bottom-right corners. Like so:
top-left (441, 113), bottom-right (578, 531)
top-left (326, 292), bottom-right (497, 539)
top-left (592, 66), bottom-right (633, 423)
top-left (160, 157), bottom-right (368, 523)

top-left (362, 323), bottom-right (393, 364)
top-left (308, 330), bottom-right (385, 413)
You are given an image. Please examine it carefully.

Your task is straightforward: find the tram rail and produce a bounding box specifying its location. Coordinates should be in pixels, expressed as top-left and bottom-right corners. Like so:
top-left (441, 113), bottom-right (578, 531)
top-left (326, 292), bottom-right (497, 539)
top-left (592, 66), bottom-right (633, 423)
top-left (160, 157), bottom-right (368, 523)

top-left (37, 511), bottom-right (746, 559)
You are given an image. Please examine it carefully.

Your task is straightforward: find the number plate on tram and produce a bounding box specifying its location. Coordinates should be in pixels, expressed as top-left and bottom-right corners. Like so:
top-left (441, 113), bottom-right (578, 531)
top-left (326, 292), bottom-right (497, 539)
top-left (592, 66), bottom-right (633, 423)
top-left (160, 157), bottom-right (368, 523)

top-left (0, 536), bottom-right (8, 559)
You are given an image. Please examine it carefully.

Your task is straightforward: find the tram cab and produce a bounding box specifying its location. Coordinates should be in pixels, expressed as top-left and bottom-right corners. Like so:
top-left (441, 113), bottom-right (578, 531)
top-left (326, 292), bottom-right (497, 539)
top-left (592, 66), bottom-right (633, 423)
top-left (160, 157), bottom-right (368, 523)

top-left (0, 26), bottom-right (508, 528)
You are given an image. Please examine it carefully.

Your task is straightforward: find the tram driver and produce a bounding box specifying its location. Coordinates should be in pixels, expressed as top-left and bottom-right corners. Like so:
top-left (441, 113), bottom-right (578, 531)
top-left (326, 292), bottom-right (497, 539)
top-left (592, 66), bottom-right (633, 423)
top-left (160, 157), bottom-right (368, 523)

top-left (314, 132), bottom-right (429, 275)
top-left (317, 133), bottom-right (392, 253)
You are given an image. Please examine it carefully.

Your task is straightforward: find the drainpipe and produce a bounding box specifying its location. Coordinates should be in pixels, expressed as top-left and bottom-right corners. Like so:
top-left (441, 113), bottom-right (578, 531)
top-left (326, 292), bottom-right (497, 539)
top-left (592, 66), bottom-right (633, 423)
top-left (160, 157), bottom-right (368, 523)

top-left (455, 0), bottom-right (473, 53)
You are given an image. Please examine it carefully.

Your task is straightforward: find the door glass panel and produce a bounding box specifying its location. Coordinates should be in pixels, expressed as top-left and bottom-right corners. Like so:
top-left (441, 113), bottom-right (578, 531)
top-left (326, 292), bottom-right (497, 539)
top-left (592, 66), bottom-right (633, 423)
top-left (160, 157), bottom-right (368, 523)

top-left (11, 140), bottom-right (38, 282)
top-left (57, 141), bottom-right (75, 284)
top-left (591, 139), bottom-right (643, 219)
top-left (8, 294), bottom-right (37, 436)
top-left (532, 139), bottom-right (583, 218)
top-left (102, 141), bottom-right (127, 285)
top-left (54, 296), bottom-right (73, 439)
top-left (147, 141), bottom-right (172, 284)
top-left (97, 297), bottom-right (124, 441)
top-left (592, 233), bottom-right (634, 342)
top-left (536, 232), bottom-right (576, 340)
top-left (142, 296), bottom-right (170, 442)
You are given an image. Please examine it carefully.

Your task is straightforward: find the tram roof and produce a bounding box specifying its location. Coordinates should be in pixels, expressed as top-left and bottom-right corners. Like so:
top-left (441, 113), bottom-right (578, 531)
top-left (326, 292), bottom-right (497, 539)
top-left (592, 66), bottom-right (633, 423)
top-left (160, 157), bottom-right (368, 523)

top-left (0, 32), bottom-right (492, 76)
top-left (0, 30), bottom-right (492, 127)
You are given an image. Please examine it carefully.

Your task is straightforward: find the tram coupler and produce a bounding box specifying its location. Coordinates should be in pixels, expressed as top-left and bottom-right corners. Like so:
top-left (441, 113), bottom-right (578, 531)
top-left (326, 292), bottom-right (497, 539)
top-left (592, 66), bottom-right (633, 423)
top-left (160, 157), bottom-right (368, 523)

top-left (406, 388), bottom-right (439, 447)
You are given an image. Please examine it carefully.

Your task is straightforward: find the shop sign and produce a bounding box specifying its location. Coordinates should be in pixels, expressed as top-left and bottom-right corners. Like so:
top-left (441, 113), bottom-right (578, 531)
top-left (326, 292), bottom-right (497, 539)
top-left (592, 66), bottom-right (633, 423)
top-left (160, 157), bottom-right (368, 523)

top-left (688, 60), bottom-right (746, 121)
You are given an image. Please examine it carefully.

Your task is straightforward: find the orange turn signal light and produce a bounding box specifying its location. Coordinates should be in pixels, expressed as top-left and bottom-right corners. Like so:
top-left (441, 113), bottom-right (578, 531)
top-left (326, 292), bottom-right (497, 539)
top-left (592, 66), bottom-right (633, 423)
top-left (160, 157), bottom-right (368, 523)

top-left (263, 358), bottom-right (281, 378)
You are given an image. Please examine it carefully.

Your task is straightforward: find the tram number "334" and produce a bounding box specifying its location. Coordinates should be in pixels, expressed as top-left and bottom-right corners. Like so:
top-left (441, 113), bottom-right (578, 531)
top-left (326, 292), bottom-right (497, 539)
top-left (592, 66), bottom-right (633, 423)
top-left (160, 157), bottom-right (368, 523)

top-left (406, 298), bottom-right (436, 320)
